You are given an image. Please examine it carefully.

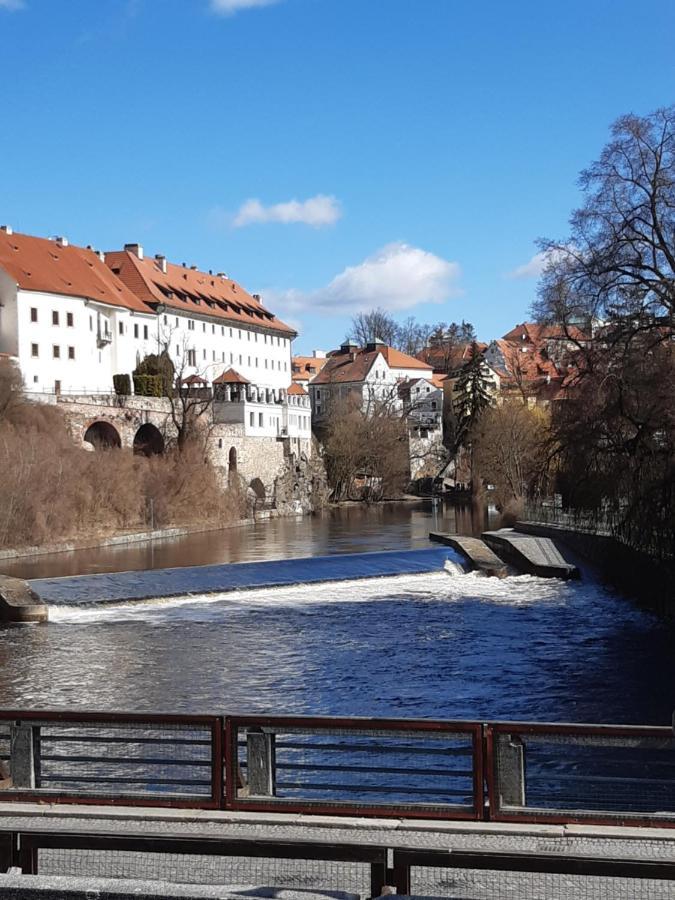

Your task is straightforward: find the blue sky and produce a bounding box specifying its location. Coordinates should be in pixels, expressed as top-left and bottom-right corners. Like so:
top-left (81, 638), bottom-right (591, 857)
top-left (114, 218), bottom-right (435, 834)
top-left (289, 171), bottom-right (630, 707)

top-left (1, 0), bottom-right (674, 353)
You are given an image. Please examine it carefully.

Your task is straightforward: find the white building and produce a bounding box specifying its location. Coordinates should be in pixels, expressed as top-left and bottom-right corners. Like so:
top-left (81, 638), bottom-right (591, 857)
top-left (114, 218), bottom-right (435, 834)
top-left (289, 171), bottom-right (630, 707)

top-left (0, 231), bottom-right (297, 402)
top-left (309, 339), bottom-right (433, 420)
top-left (0, 228), bottom-right (157, 394)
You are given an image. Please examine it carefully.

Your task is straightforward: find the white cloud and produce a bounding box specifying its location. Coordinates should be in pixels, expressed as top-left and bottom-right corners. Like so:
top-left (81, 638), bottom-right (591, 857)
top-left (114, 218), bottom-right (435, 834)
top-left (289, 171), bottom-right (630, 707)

top-left (506, 247), bottom-right (572, 279)
top-left (232, 195), bottom-right (342, 229)
top-left (267, 242), bottom-right (462, 316)
top-left (0, 0), bottom-right (24, 10)
top-left (210, 0), bottom-right (281, 14)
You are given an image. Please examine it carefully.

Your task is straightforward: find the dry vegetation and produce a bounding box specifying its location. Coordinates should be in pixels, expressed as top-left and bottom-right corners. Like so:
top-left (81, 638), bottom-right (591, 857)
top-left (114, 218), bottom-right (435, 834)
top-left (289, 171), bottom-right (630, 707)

top-left (0, 360), bottom-right (245, 550)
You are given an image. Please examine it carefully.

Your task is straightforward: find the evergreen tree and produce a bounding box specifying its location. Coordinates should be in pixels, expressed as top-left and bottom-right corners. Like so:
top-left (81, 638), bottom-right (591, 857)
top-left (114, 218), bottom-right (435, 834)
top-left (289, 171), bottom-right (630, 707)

top-left (452, 341), bottom-right (492, 450)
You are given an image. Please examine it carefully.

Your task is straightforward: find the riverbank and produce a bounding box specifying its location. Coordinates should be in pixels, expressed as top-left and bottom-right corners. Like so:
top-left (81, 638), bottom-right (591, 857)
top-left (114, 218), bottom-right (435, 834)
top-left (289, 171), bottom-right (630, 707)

top-left (0, 511), bottom-right (284, 563)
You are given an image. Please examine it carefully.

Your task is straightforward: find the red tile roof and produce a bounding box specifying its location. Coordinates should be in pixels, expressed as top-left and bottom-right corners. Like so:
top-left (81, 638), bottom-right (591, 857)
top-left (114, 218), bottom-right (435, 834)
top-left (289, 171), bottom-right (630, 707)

top-left (291, 354), bottom-right (328, 382)
top-left (105, 251), bottom-right (296, 336)
top-left (312, 343), bottom-right (431, 385)
top-left (212, 367), bottom-right (250, 384)
top-left (378, 346), bottom-right (431, 370)
top-left (0, 231), bottom-right (150, 313)
top-left (287, 382), bottom-right (308, 395)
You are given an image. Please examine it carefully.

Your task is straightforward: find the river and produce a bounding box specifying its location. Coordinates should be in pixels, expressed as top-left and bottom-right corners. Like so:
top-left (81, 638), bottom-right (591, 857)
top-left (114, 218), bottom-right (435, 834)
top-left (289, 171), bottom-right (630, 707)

top-left (0, 503), bottom-right (673, 726)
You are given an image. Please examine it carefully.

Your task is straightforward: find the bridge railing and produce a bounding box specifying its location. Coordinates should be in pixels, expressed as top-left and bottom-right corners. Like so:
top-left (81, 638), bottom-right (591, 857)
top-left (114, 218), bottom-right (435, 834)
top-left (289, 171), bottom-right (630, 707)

top-left (486, 721), bottom-right (675, 826)
top-left (0, 710), bottom-right (223, 809)
top-left (1, 710), bottom-right (674, 827)
top-left (225, 714), bottom-right (484, 820)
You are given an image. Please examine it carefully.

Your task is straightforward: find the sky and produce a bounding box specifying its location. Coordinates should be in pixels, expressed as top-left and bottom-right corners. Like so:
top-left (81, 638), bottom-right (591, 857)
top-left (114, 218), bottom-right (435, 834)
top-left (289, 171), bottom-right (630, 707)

top-left (1, 0), bottom-right (674, 354)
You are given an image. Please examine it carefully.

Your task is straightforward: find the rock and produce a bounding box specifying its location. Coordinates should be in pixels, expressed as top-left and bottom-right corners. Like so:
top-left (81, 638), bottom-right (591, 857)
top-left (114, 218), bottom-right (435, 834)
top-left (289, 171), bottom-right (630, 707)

top-left (0, 575), bottom-right (48, 623)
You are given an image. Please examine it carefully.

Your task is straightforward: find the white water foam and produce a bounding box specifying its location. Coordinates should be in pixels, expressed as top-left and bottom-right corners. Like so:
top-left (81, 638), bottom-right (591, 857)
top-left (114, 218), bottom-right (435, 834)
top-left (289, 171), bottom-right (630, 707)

top-left (47, 568), bottom-right (569, 625)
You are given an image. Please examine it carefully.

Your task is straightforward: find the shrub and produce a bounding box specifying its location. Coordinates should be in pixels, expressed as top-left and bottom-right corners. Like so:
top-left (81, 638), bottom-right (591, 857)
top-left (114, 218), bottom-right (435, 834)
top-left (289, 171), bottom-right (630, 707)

top-left (133, 374), bottom-right (164, 397)
top-left (113, 373), bottom-right (131, 396)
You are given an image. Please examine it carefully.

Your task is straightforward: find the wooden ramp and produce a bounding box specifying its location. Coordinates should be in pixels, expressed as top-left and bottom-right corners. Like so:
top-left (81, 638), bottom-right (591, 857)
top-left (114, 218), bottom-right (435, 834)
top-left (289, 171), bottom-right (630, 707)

top-left (482, 528), bottom-right (579, 579)
top-left (429, 532), bottom-right (510, 577)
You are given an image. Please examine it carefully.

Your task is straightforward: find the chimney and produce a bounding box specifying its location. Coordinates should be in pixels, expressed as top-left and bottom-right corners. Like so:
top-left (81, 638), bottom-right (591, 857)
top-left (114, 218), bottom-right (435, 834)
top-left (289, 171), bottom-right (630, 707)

top-left (54, 236), bottom-right (69, 247)
top-left (124, 243), bottom-right (144, 260)
top-left (1, 225), bottom-right (13, 235)
top-left (217, 272), bottom-right (228, 279)
top-left (97, 250), bottom-right (105, 263)
top-left (155, 254), bottom-right (168, 274)
top-left (253, 293), bottom-right (261, 301)
top-left (313, 350), bottom-right (327, 359)
top-left (190, 265), bottom-right (198, 270)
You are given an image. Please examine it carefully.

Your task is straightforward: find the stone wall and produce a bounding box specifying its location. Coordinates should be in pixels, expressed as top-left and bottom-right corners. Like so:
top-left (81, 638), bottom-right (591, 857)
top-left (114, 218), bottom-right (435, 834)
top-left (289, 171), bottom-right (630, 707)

top-left (52, 394), bottom-right (321, 516)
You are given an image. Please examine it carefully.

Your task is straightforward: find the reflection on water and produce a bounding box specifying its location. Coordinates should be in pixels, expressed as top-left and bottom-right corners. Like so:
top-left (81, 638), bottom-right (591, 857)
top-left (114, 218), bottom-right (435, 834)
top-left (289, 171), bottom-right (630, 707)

top-left (1, 570), bottom-right (673, 726)
top-left (2, 502), bottom-right (497, 580)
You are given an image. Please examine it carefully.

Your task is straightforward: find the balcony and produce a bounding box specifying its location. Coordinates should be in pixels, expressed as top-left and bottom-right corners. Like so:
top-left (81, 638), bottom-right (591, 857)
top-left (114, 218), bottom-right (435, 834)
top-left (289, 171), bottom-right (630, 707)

top-left (96, 327), bottom-right (112, 348)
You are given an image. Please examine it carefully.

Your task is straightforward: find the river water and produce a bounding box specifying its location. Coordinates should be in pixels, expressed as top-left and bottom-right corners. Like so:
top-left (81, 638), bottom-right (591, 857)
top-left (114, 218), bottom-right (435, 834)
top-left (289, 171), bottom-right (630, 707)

top-left (0, 504), bottom-right (673, 725)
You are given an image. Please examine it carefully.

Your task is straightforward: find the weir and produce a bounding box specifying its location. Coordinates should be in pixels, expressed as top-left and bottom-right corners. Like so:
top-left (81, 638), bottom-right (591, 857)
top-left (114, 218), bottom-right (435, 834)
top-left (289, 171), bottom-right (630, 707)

top-left (29, 547), bottom-right (465, 606)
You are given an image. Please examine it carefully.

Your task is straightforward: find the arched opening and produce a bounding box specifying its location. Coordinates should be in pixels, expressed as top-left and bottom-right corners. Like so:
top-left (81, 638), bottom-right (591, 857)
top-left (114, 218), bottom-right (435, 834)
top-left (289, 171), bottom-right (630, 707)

top-left (133, 423), bottom-right (165, 457)
top-left (250, 478), bottom-right (266, 502)
top-left (228, 446), bottom-right (238, 472)
top-left (84, 421), bottom-right (122, 450)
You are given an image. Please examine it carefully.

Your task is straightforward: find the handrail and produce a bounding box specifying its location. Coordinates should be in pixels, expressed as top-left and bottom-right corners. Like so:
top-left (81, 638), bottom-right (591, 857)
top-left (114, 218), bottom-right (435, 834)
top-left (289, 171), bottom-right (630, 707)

top-left (1, 710), bottom-right (674, 827)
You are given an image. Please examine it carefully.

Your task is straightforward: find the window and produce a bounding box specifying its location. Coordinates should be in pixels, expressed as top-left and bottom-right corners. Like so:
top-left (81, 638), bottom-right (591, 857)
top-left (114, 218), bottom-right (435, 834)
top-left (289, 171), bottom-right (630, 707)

top-left (54, 380), bottom-right (61, 394)
top-left (134, 324), bottom-right (139, 339)
top-left (89, 316), bottom-right (93, 331)
top-left (188, 349), bottom-right (197, 366)
top-left (221, 326), bottom-right (224, 336)
top-left (218, 438), bottom-right (223, 449)
top-left (229, 329), bottom-right (233, 338)
top-left (264, 360), bottom-right (268, 369)
top-left (143, 325), bottom-right (148, 340)
top-left (30, 307), bottom-right (38, 323)
top-left (53, 345), bottom-right (60, 359)
top-left (175, 317), bottom-right (179, 327)
top-left (247, 356), bottom-right (251, 366)
top-left (239, 354), bottom-right (242, 364)
top-left (255, 333), bottom-right (258, 342)
top-left (255, 358), bottom-right (258, 367)
top-left (176, 344), bottom-right (180, 357)
top-left (33, 376), bottom-right (38, 384)
top-left (68, 346), bottom-right (75, 360)
top-left (212, 351), bottom-right (216, 361)
top-left (212, 325), bottom-right (215, 334)
top-left (247, 331), bottom-right (251, 342)
top-left (264, 334), bottom-right (267, 344)
top-left (259, 412), bottom-right (264, 427)
top-left (203, 349), bottom-right (207, 360)
top-left (316, 389), bottom-right (321, 399)
top-left (230, 353), bottom-right (234, 363)
top-left (164, 315), bottom-right (168, 325)
top-left (52, 310), bottom-right (59, 326)
top-left (188, 320), bottom-right (195, 331)
top-left (249, 411), bottom-right (255, 427)
top-left (202, 323), bottom-right (206, 332)
top-left (118, 321), bottom-right (124, 335)
top-left (31, 343), bottom-right (39, 358)
top-left (221, 352), bottom-right (225, 362)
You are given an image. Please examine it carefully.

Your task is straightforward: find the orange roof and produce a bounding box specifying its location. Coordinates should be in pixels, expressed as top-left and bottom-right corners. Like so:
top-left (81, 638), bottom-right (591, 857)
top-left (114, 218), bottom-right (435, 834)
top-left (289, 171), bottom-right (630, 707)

top-left (291, 354), bottom-right (328, 382)
top-left (312, 349), bottom-right (380, 385)
top-left (416, 341), bottom-right (487, 373)
top-left (287, 382), bottom-right (308, 396)
top-left (502, 322), bottom-right (587, 344)
top-left (0, 231), bottom-right (150, 313)
top-left (430, 373), bottom-right (447, 389)
top-left (378, 346), bottom-right (431, 370)
top-left (105, 250), bottom-right (296, 337)
top-left (212, 367), bottom-right (250, 385)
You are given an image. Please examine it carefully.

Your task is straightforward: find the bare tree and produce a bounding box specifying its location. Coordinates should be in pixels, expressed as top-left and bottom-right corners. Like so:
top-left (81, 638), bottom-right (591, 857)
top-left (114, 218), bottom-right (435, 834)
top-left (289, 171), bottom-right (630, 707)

top-left (534, 105), bottom-right (675, 560)
top-left (348, 309), bottom-right (399, 347)
top-left (0, 357), bottom-right (22, 422)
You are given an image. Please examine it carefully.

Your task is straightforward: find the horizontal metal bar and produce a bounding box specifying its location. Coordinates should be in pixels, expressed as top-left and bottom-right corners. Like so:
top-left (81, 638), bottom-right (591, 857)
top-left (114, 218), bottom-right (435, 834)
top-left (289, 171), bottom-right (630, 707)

top-left (395, 848), bottom-right (675, 880)
top-left (526, 774), bottom-right (675, 786)
top-left (275, 762), bottom-right (472, 777)
top-left (274, 741), bottom-right (473, 755)
top-left (39, 776), bottom-right (212, 786)
top-left (0, 710), bottom-right (219, 726)
top-left (18, 831), bottom-right (388, 864)
top-left (39, 736), bottom-right (211, 746)
top-left (275, 782), bottom-right (471, 797)
top-left (40, 755), bottom-right (211, 767)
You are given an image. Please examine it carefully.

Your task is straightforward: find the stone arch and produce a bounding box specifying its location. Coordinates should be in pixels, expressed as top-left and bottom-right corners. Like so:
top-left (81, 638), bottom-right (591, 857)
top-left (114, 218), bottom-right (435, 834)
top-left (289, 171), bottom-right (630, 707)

top-left (228, 446), bottom-right (238, 472)
top-left (133, 423), bottom-right (165, 457)
top-left (250, 477), bottom-right (266, 501)
top-left (84, 421), bottom-right (122, 450)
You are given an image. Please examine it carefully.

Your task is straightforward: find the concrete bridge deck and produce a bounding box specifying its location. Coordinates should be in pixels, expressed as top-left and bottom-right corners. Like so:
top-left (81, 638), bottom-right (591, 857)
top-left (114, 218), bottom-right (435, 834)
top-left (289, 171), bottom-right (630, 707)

top-left (1, 804), bottom-right (674, 898)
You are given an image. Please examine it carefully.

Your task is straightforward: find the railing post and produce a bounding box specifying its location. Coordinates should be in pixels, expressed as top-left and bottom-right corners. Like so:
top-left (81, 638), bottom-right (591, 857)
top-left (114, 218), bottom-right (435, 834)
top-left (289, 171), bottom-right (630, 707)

top-left (246, 727), bottom-right (276, 797)
top-left (498, 735), bottom-right (526, 807)
top-left (0, 832), bottom-right (15, 873)
top-left (10, 723), bottom-right (38, 790)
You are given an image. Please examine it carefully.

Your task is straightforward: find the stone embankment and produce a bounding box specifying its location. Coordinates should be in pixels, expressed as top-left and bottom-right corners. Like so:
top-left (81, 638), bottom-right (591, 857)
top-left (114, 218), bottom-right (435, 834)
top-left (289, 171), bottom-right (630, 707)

top-left (0, 576), bottom-right (47, 623)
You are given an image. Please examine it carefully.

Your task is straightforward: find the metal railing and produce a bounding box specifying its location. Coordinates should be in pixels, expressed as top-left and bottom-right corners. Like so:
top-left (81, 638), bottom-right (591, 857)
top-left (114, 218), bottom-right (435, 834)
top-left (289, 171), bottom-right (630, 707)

top-left (1, 711), bottom-right (674, 827)
top-left (1, 831), bottom-right (674, 897)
